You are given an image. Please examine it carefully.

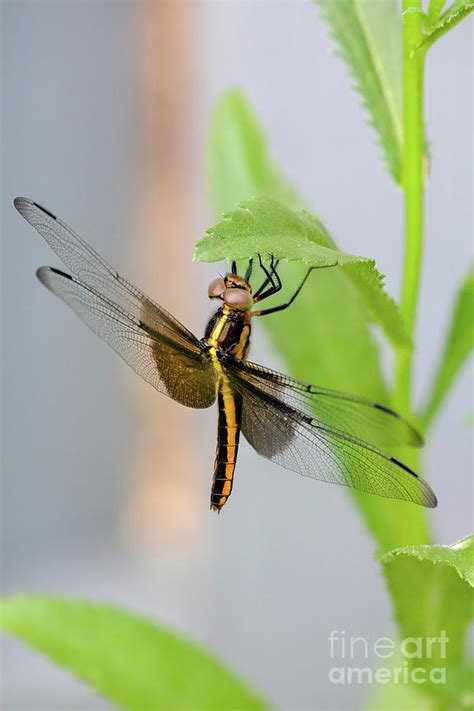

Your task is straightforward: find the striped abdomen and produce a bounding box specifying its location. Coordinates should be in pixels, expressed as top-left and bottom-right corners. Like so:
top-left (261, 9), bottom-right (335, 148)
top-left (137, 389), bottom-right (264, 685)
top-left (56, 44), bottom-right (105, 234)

top-left (210, 380), bottom-right (242, 512)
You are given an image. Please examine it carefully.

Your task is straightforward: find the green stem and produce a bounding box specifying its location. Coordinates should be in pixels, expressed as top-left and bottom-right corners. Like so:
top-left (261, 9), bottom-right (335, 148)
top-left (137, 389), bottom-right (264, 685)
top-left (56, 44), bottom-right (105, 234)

top-left (395, 1), bottom-right (427, 416)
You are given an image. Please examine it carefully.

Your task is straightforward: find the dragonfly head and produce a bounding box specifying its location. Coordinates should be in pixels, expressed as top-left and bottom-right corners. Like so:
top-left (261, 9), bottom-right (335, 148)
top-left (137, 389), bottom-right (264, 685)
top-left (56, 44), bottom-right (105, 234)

top-left (208, 274), bottom-right (253, 311)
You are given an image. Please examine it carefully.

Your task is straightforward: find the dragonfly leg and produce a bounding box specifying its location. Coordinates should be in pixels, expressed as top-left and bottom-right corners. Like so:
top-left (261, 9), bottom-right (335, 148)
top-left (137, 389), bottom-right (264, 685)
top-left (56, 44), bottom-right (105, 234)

top-left (252, 262), bottom-right (338, 317)
top-left (244, 258), bottom-right (254, 281)
top-left (253, 254), bottom-right (281, 301)
top-left (231, 260), bottom-right (238, 275)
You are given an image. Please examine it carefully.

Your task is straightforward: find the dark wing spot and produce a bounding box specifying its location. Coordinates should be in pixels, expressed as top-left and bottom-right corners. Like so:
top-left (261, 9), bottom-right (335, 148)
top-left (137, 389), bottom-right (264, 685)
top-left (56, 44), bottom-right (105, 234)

top-left (374, 403), bottom-right (401, 418)
top-left (32, 201), bottom-right (57, 220)
top-left (390, 457), bottom-right (419, 478)
top-left (47, 266), bottom-right (73, 280)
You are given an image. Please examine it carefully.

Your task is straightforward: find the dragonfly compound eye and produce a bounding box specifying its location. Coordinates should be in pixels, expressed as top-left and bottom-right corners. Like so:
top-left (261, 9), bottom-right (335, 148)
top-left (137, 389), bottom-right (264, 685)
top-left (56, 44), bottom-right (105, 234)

top-left (208, 277), bottom-right (226, 299)
top-left (223, 288), bottom-right (253, 311)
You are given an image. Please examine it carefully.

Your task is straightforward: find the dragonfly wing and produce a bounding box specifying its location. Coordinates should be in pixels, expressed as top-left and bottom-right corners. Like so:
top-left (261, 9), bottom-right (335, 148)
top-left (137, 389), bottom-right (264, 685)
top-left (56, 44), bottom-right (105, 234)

top-left (228, 359), bottom-right (423, 449)
top-left (36, 267), bottom-right (216, 408)
top-left (225, 362), bottom-right (436, 507)
top-left (14, 197), bottom-right (200, 354)
top-left (16, 197), bottom-right (216, 407)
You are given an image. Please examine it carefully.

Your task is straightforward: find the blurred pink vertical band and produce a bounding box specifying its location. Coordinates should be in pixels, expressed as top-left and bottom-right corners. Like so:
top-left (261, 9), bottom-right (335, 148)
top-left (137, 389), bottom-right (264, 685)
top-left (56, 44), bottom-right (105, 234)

top-left (124, 0), bottom-right (204, 550)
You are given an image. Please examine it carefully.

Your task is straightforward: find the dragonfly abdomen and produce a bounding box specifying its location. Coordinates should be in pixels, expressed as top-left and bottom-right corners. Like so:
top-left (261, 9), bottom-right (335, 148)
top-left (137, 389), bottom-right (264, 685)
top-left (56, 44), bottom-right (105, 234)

top-left (210, 382), bottom-right (242, 512)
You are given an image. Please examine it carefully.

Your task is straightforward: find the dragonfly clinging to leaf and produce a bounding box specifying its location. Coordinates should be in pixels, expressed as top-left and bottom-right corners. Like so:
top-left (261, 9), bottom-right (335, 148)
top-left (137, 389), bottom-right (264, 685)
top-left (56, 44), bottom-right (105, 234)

top-left (14, 197), bottom-right (437, 512)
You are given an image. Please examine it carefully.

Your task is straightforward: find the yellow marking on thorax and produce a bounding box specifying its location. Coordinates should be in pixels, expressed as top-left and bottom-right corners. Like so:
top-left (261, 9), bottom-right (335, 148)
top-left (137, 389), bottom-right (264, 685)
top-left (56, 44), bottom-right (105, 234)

top-left (208, 307), bottom-right (231, 392)
top-left (207, 306), bottom-right (231, 350)
top-left (233, 324), bottom-right (250, 361)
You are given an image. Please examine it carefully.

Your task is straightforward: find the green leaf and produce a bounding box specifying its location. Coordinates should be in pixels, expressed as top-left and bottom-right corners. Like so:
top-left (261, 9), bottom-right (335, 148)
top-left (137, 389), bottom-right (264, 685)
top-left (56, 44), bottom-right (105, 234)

top-left (195, 198), bottom-right (364, 266)
top-left (381, 534), bottom-right (474, 587)
top-left (313, 0), bottom-right (403, 183)
top-left (196, 197), bottom-right (412, 350)
top-left (421, 268), bottom-right (474, 428)
top-left (379, 536), bottom-right (474, 705)
top-left (207, 90), bottom-right (299, 218)
top-left (342, 261), bottom-right (411, 350)
top-left (0, 596), bottom-right (266, 711)
top-left (206, 89), bottom-right (428, 552)
top-left (415, 0), bottom-right (474, 52)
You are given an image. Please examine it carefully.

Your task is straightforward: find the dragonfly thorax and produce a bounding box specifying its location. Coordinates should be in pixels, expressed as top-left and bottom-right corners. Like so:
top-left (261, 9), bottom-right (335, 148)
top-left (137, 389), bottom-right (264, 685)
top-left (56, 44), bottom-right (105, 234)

top-left (204, 306), bottom-right (252, 361)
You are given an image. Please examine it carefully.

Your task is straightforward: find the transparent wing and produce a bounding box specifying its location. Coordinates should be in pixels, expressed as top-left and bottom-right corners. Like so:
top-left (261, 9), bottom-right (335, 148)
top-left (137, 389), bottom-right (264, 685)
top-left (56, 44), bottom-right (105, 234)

top-left (225, 362), bottom-right (436, 508)
top-left (15, 195), bottom-right (216, 408)
top-left (228, 359), bottom-right (423, 449)
top-left (37, 267), bottom-right (216, 408)
top-left (14, 197), bottom-right (200, 354)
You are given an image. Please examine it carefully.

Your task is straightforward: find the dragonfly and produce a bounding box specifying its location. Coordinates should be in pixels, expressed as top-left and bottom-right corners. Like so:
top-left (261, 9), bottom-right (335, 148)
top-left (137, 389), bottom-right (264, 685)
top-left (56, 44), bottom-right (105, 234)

top-left (14, 197), bottom-right (437, 512)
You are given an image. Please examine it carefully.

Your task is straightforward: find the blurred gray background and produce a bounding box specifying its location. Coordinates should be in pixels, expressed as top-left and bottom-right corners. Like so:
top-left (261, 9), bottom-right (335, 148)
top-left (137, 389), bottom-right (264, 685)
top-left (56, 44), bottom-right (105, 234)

top-left (2, 1), bottom-right (472, 709)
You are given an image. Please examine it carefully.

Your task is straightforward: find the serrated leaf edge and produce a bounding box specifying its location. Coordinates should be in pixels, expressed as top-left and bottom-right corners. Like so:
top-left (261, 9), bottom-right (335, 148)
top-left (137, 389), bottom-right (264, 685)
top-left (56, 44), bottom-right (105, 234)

top-left (378, 534), bottom-right (474, 587)
top-left (315, 0), bottom-right (403, 183)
